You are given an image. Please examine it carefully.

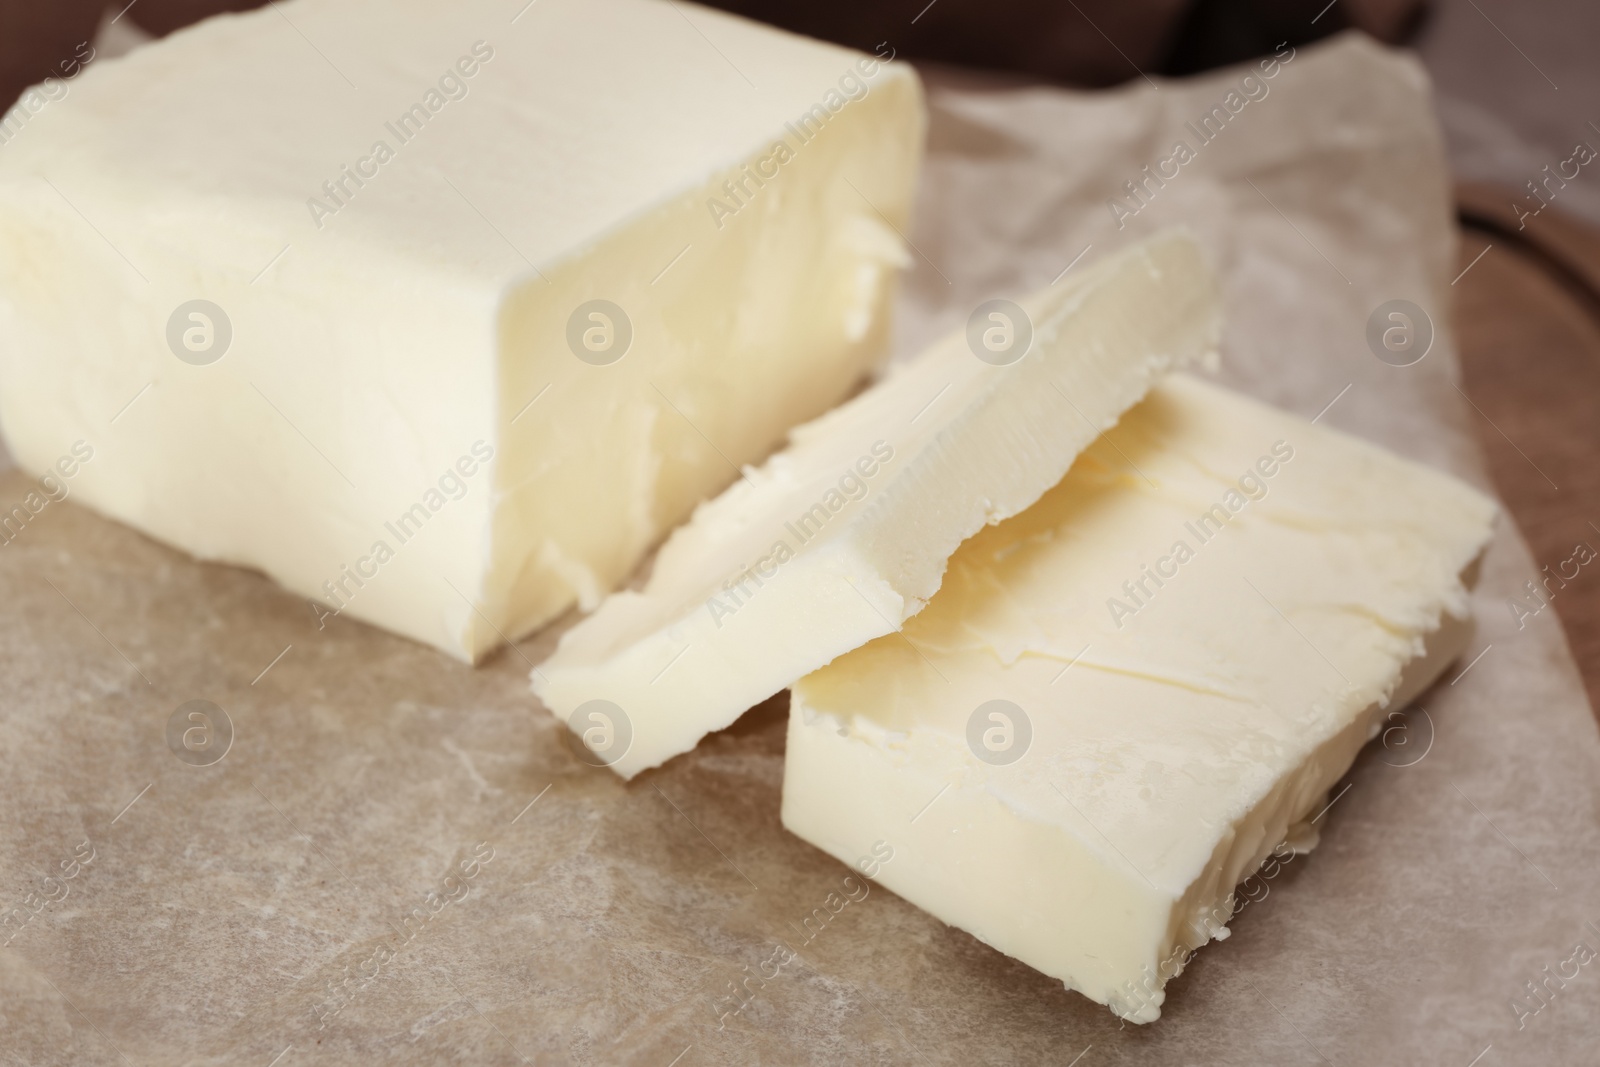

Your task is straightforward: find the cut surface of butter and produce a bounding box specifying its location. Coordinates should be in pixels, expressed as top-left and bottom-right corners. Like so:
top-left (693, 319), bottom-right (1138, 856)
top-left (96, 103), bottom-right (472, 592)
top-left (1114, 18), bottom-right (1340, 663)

top-left (533, 233), bottom-right (1221, 778)
top-left (783, 374), bottom-right (1496, 1022)
top-left (0, 0), bottom-right (923, 661)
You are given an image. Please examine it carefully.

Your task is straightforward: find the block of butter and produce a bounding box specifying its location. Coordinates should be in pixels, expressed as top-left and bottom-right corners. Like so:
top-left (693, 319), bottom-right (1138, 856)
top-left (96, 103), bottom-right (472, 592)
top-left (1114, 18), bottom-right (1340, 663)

top-left (0, 0), bottom-right (923, 661)
top-left (782, 374), bottom-right (1496, 1022)
top-left (533, 232), bottom-right (1221, 777)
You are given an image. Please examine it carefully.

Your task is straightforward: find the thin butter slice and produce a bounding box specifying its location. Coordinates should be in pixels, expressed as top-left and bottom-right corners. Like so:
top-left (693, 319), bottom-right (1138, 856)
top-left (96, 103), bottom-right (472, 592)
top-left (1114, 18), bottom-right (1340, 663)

top-left (532, 232), bottom-right (1221, 778)
top-left (782, 373), bottom-right (1497, 1022)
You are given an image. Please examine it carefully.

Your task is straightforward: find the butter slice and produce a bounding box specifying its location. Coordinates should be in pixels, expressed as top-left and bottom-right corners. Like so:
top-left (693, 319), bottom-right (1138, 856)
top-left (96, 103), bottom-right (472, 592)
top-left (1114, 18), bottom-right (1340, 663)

top-left (0, 0), bottom-right (923, 661)
top-left (533, 233), bottom-right (1221, 778)
top-left (783, 374), bottom-right (1496, 1022)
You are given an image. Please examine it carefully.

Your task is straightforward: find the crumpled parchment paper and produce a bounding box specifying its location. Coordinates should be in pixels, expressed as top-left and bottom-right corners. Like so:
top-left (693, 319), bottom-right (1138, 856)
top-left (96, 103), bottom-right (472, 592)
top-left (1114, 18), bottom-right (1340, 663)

top-left (1, 30), bottom-right (1597, 1067)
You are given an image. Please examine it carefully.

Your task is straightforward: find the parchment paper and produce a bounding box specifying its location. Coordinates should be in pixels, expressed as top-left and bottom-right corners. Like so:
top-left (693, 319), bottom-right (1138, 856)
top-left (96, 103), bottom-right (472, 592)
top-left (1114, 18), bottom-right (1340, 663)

top-left (3, 32), bottom-right (1598, 1067)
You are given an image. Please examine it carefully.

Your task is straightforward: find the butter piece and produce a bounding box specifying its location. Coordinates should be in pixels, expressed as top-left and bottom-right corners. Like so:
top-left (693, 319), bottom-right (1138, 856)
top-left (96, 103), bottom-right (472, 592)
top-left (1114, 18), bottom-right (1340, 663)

top-left (533, 233), bottom-right (1221, 777)
top-left (782, 374), bottom-right (1496, 1022)
top-left (0, 0), bottom-right (924, 661)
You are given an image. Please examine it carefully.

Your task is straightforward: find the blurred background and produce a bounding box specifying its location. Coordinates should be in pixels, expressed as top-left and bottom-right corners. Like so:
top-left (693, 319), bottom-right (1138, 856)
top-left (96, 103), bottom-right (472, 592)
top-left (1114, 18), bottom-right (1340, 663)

top-left (3, 0), bottom-right (1596, 704)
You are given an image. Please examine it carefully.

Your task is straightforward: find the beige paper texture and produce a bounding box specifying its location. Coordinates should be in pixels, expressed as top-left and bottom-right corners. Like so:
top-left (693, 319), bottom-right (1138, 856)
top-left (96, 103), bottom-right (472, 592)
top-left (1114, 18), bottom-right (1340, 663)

top-left (1, 31), bottom-right (1596, 1067)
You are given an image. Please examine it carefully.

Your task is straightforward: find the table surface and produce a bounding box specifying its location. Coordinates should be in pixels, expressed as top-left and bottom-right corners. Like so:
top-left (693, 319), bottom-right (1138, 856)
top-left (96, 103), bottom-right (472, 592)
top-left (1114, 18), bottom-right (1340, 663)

top-left (1454, 182), bottom-right (1600, 716)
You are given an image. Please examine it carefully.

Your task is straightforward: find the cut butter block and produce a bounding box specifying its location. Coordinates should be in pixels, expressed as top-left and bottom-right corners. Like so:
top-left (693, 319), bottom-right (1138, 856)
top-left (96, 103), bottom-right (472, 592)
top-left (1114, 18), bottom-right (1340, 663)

top-left (533, 232), bottom-right (1221, 778)
top-left (783, 374), bottom-right (1496, 1022)
top-left (0, 0), bottom-right (924, 661)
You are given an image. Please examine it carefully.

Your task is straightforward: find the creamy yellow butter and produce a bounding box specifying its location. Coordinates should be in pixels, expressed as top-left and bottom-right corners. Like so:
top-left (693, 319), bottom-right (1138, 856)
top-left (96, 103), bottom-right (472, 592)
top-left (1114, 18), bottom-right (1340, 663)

top-left (784, 374), bottom-right (1496, 1022)
top-left (533, 234), bottom-right (1221, 778)
top-left (0, 0), bottom-right (924, 660)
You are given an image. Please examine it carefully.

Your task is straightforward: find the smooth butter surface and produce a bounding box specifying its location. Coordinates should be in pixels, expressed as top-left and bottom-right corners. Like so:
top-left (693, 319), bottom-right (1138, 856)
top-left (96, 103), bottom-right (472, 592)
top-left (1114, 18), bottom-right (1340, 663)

top-left (784, 374), bottom-right (1497, 1021)
top-left (0, 0), bottom-right (923, 659)
top-left (532, 233), bottom-right (1222, 778)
